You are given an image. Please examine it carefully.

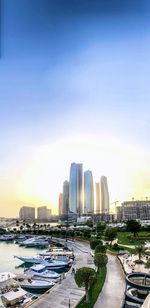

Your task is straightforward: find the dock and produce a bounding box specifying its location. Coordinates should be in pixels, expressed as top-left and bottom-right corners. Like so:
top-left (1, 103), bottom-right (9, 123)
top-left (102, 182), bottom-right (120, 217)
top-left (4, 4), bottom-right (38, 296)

top-left (29, 240), bottom-right (94, 308)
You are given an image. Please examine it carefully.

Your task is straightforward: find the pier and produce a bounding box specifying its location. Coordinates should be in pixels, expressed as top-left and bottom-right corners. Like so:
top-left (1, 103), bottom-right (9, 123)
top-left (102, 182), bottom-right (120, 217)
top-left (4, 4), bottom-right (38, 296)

top-left (29, 240), bottom-right (94, 308)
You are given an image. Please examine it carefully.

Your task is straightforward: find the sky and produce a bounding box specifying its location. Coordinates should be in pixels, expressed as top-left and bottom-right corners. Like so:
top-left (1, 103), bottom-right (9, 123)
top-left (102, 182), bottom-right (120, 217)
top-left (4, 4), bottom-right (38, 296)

top-left (0, 0), bottom-right (150, 217)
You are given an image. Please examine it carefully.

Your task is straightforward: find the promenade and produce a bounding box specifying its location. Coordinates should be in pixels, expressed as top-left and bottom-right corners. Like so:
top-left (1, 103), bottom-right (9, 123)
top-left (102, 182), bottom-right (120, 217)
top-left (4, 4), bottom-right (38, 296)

top-left (30, 241), bottom-right (94, 308)
top-left (94, 254), bottom-right (125, 308)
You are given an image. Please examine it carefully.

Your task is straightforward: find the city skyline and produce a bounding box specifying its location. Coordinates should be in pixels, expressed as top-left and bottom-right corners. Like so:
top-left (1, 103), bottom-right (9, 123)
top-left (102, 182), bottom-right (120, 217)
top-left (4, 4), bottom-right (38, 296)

top-left (0, 0), bottom-right (150, 217)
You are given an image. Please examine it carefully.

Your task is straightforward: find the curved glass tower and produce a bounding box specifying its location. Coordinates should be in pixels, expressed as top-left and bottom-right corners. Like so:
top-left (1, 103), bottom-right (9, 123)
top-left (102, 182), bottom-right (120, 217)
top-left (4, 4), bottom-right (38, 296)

top-left (69, 162), bottom-right (83, 215)
top-left (69, 163), bottom-right (77, 214)
top-left (95, 182), bottom-right (100, 214)
top-left (62, 180), bottom-right (69, 215)
top-left (84, 170), bottom-right (94, 214)
top-left (100, 176), bottom-right (109, 213)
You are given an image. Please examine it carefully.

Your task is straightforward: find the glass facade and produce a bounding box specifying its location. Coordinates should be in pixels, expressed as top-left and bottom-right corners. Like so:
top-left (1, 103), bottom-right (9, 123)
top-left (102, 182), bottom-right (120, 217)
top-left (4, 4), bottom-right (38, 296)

top-left (69, 162), bottom-right (83, 215)
top-left (69, 163), bottom-right (77, 213)
top-left (62, 180), bottom-right (69, 215)
top-left (100, 176), bottom-right (109, 213)
top-left (84, 170), bottom-right (94, 214)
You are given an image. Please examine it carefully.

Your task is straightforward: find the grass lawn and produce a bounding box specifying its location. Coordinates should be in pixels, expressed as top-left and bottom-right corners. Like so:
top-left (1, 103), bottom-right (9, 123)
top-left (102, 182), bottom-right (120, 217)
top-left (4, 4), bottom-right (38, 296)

top-left (77, 266), bottom-right (106, 308)
top-left (107, 245), bottom-right (135, 254)
top-left (117, 231), bottom-right (150, 246)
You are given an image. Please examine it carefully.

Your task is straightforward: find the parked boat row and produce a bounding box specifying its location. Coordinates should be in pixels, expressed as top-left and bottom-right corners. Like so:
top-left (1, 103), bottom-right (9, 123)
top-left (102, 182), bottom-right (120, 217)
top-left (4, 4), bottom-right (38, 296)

top-left (14, 254), bottom-right (72, 270)
top-left (0, 270), bottom-right (57, 307)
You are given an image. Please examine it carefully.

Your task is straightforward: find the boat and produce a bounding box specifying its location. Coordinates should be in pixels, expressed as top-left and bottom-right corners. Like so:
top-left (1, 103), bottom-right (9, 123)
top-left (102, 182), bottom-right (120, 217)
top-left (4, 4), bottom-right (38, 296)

top-left (19, 237), bottom-right (49, 247)
top-left (20, 279), bottom-right (55, 293)
top-left (14, 255), bottom-right (45, 264)
top-left (1, 286), bottom-right (38, 307)
top-left (14, 254), bottom-right (69, 269)
top-left (39, 249), bottom-right (74, 258)
top-left (0, 272), bottom-right (18, 291)
top-left (41, 258), bottom-right (69, 270)
top-left (1, 287), bottom-right (27, 307)
top-left (25, 264), bottom-right (60, 280)
top-left (25, 239), bottom-right (49, 247)
top-left (0, 235), bottom-right (15, 241)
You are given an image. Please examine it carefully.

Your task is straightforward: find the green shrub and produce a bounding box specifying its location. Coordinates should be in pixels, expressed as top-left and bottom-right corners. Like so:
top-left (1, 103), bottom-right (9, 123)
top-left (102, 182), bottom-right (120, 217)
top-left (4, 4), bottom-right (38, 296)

top-left (113, 243), bottom-right (119, 250)
top-left (145, 259), bottom-right (150, 268)
top-left (134, 259), bottom-right (144, 264)
top-left (95, 245), bottom-right (106, 254)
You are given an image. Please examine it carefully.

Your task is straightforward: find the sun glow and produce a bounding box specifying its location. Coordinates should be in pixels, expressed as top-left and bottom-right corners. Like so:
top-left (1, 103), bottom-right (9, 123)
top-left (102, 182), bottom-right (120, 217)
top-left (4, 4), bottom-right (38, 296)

top-left (15, 133), bottom-right (150, 215)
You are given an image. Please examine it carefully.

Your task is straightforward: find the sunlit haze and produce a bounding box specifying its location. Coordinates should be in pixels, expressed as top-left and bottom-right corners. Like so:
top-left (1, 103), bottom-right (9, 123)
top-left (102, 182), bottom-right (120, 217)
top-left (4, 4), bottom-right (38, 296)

top-left (0, 0), bottom-right (150, 217)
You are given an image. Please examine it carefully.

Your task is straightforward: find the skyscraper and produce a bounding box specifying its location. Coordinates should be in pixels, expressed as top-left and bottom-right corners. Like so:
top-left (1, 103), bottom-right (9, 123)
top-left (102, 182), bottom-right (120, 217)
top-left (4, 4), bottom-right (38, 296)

top-left (77, 163), bottom-right (83, 216)
top-left (84, 170), bottom-right (94, 214)
top-left (62, 180), bottom-right (69, 215)
top-left (100, 176), bottom-right (109, 213)
top-left (58, 193), bottom-right (63, 216)
top-left (95, 182), bottom-right (100, 214)
top-left (69, 162), bottom-right (83, 216)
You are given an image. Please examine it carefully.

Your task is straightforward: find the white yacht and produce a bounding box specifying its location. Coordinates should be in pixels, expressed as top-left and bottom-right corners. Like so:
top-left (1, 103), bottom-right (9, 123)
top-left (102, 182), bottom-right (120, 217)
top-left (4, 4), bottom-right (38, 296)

top-left (1, 287), bottom-right (38, 307)
top-left (25, 264), bottom-right (60, 280)
top-left (1, 287), bottom-right (27, 307)
top-left (41, 257), bottom-right (69, 270)
top-left (20, 279), bottom-right (55, 292)
top-left (14, 255), bottom-right (45, 264)
top-left (20, 237), bottom-right (49, 247)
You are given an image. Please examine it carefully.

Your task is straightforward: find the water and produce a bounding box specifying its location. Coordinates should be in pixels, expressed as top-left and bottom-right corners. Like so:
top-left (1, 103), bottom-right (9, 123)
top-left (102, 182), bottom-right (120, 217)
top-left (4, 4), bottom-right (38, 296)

top-left (0, 242), bottom-right (46, 274)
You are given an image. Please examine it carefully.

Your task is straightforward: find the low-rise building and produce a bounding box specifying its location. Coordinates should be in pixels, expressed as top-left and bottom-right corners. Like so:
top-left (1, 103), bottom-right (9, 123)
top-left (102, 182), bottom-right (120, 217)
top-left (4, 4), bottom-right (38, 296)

top-left (117, 200), bottom-right (150, 221)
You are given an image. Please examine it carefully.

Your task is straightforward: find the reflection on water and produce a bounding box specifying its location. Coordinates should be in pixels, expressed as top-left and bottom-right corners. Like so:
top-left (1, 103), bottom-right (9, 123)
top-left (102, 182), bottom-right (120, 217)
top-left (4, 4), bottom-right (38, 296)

top-left (0, 242), bottom-right (49, 274)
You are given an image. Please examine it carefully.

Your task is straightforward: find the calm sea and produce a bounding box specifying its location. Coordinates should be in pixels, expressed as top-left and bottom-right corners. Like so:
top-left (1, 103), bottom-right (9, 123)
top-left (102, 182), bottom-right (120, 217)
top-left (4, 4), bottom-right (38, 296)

top-left (0, 242), bottom-right (45, 274)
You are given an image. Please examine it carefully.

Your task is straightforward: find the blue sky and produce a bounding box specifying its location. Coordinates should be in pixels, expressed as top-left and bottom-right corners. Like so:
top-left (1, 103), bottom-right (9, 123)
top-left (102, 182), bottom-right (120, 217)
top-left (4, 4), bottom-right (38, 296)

top-left (0, 0), bottom-right (150, 216)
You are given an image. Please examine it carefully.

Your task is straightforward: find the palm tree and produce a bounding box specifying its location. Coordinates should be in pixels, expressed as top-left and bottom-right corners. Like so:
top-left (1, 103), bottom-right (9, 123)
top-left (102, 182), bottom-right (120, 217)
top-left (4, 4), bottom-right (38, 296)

top-left (135, 244), bottom-right (147, 260)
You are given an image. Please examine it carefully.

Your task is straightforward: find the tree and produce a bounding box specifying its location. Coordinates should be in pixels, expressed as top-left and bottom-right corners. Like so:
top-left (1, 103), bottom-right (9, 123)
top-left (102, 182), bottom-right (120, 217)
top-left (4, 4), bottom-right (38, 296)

top-left (94, 253), bottom-right (108, 273)
top-left (126, 220), bottom-right (141, 237)
top-left (90, 239), bottom-right (103, 250)
top-left (95, 244), bottom-right (106, 254)
top-left (75, 267), bottom-right (96, 303)
top-left (135, 244), bottom-right (147, 260)
top-left (16, 220), bottom-right (19, 227)
top-left (96, 222), bottom-right (106, 234)
top-left (105, 227), bottom-right (117, 245)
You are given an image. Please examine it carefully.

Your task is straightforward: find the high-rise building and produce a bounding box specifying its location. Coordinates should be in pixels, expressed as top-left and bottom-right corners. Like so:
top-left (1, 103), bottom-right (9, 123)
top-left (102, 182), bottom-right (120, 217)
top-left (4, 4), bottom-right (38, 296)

top-left (77, 163), bottom-right (83, 216)
top-left (84, 170), bottom-right (94, 214)
top-left (37, 206), bottom-right (50, 221)
top-left (95, 182), bottom-right (100, 214)
top-left (62, 180), bottom-right (69, 215)
top-left (69, 162), bottom-right (83, 216)
top-left (19, 206), bottom-right (35, 221)
top-left (100, 176), bottom-right (109, 214)
top-left (58, 193), bottom-right (63, 216)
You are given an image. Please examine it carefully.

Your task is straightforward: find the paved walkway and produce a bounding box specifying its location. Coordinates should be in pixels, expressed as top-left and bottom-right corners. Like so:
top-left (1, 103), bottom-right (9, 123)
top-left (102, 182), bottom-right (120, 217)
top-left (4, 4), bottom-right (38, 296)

top-left (94, 254), bottom-right (125, 308)
top-left (30, 241), bottom-right (94, 308)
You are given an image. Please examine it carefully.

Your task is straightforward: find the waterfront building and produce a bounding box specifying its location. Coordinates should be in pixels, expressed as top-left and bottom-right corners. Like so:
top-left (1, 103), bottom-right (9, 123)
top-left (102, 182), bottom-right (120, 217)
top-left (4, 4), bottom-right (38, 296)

top-left (117, 200), bottom-right (150, 221)
top-left (47, 209), bottom-right (52, 220)
top-left (58, 193), bottom-right (63, 216)
top-left (37, 206), bottom-right (51, 221)
top-left (62, 180), bottom-right (69, 215)
top-left (19, 206), bottom-right (35, 221)
top-left (95, 182), bottom-right (100, 214)
top-left (100, 176), bottom-right (109, 214)
top-left (84, 170), bottom-right (94, 214)
top-left (69, 162), bottom-right (83, 216)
